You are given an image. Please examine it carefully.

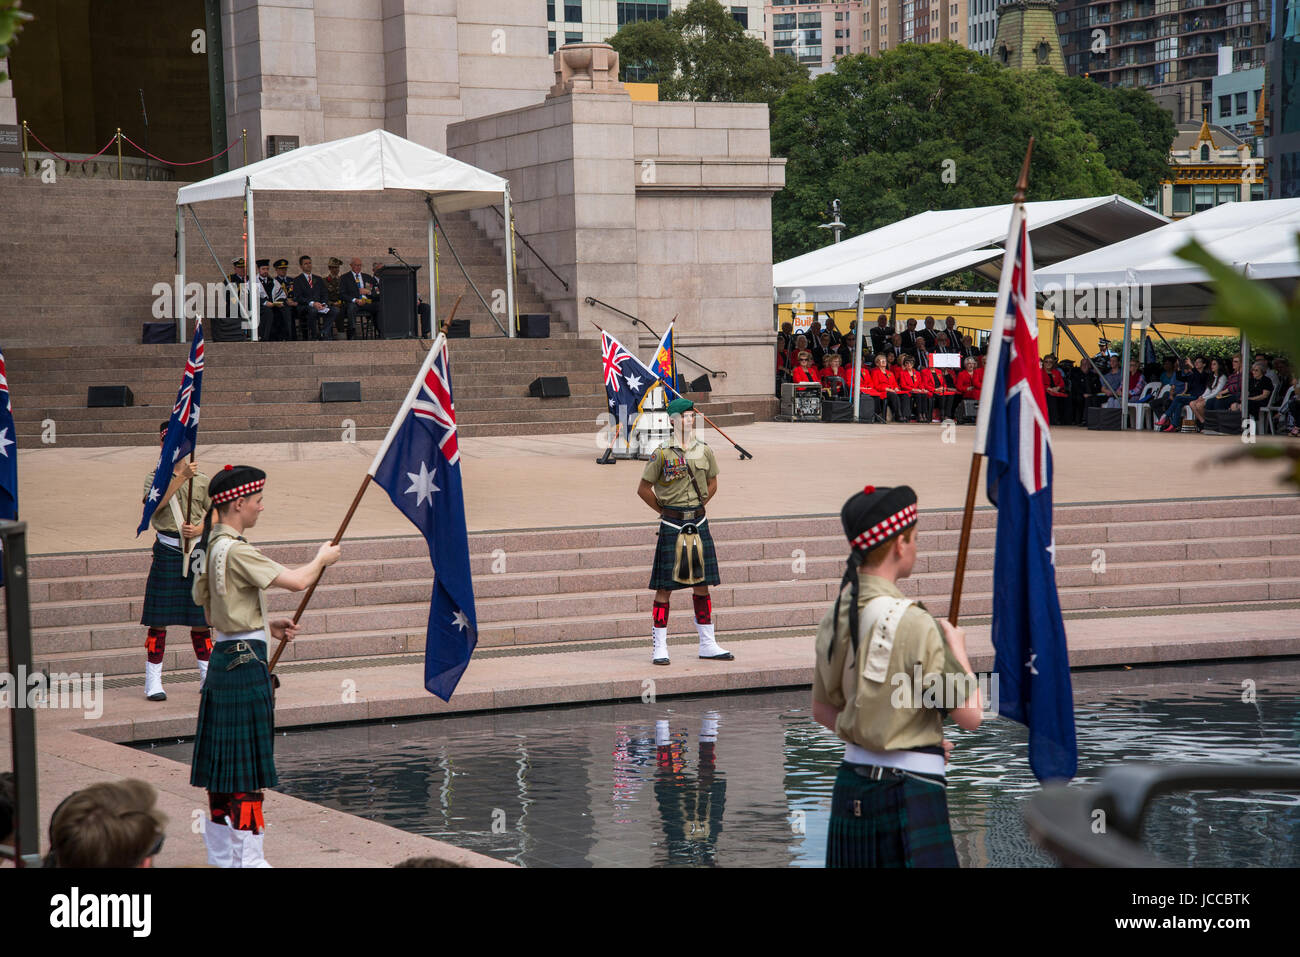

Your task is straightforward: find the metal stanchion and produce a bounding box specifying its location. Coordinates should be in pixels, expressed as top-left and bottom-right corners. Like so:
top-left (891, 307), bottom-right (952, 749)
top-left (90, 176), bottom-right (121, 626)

top-left (20, 120), bottom-right (28, 177)
top-left (116, 127), bottom-right (123, 180)
top-left (242, 128), bottom-right (247, 168)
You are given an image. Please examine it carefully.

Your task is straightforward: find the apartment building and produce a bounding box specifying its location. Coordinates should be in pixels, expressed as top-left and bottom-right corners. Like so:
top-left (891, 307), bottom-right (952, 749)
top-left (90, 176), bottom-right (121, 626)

top-left (546, 0), bottom-right (768, 53)
top-left (765, 0), bottom-right (968, 66)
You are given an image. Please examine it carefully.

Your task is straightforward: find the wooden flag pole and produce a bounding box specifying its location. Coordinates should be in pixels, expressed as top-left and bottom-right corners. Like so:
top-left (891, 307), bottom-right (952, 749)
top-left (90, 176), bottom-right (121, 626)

top-left (948, 137), bottom-right (1034, 626)
top-left (589, 320), bottom-right (753, 459)
top-left (268, 304), bottom-right (463, 674)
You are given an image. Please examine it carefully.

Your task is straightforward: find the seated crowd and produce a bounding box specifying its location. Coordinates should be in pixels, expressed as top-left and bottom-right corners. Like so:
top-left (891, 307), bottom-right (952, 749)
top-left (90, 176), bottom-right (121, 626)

top-left (776, 315), bottom-right (1300, 436)
top-left (219, 255), bottom-right (432, 342)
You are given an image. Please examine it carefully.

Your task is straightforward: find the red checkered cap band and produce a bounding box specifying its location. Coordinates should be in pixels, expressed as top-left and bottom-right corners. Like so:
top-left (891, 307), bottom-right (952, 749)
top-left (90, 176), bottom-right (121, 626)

top-left (211, 479), bottom-right (265, 505)
top-left (850, 503), bottom-right (917, 551)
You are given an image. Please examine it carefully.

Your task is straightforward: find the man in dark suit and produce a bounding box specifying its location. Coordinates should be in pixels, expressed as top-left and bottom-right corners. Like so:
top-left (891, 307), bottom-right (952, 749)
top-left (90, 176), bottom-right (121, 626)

top-left (899, 318), bottom-right (920, 353)
top-left (868, 314), bottom-right (894, 355)
top-left (918, 316), bottom-right (938, 352)
top-left (292, 255), bottom-right (340, 341)
top-left (888, 333), bottom-right (914, 365)
top-left (340, 257), bottom-right (378, 340)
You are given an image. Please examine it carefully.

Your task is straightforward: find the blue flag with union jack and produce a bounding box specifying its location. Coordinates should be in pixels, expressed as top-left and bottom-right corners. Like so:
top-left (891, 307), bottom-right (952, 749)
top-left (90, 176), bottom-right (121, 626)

top-left (0, 345), bottom-right (17, 587)
top-left (974, 205), bottom-right (1077, 782)
top-left (137, 322), bottom-right (204, 536)
top-left (370, 338), bottom-right (478, 701)
top-left (600, 329), bottom-right (662, 432)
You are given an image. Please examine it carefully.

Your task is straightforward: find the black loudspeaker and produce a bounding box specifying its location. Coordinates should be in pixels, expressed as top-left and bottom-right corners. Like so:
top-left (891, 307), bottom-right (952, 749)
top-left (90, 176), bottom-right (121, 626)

top-left (517, 313), bottom-right (550, 338)
top-left (822, 399), bottom-right (852, 422)
top-left (856, 395), bottom-right (878, 423)
top-left (376, 265), bottom-right (419, 338)
top-left (1086, 407), bottom-right (1122, 431)
top-left (320, 381), bottom-right (361, 403)
top-left (87, 386), bottom-right (134, 408)
top-left (445, 319), bottom-right (471, 339)
top-left (1207, 410), bottom-right (1244, 435)
top-left (689, 374), bottom-right (712, 394)
top-left (528, 376), bottom-right (570, 398)
top-left (141, 322), bottom-right (177, 344)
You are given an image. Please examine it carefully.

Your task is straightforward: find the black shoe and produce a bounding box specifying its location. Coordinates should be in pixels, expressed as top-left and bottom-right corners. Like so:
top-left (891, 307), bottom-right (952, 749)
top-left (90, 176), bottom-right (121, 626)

top-left (653, 657), bottom-right (671, 666)
top-left (146, 691), bottom-right (167, 702)
top-left (699, 652), bottom-right (735, 661)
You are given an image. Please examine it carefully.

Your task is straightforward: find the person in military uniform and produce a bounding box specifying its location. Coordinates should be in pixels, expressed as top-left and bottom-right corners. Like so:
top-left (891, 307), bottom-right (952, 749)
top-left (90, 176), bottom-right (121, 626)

top-left (813, 484), bottom-right (983, 868)
top-left (218, 258), bottom-right (250, 342)
top-left (190, 465), bottom-right (341, 867)
top-left (323, 256), bottom-right (345, 338)
top-left (141, 422), bottom-right (213, 702)
top-left (267, 258), bottom-right (296, 342)
top-left (637, 397), bottom-right (732, 666)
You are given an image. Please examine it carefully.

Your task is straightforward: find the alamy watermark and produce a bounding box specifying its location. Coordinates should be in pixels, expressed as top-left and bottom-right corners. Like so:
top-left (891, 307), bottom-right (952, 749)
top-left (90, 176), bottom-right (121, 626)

top-left (1, 667), bottom-right (104, 719)
top-left (1040, 278), bottom-right (1152, 324)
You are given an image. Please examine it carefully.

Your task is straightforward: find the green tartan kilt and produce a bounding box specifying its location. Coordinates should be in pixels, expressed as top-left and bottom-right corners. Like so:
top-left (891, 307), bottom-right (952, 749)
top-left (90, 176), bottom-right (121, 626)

top-left (649, 517), bottom-right (721, 591)
top-left (190, 641), bottom-right (278, 793)
top-left (141, 540), bottom-right (208, 628)
top-left (825, 762), bottom-right (958, 868)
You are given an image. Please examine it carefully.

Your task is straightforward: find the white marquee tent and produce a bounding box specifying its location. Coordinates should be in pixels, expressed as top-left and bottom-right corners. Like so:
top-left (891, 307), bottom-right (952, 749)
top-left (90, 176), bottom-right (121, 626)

top-left (174, 128), bottom-right (517, 340)
top-left (1035, 196), bottom-right (1300, 428)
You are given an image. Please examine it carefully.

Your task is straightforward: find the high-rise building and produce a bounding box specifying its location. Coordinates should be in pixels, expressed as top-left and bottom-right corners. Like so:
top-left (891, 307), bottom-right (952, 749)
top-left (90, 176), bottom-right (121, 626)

top-left (1056, 0), bottom-right (1269, 124)
top-left (1266, 0), bottom-right (1300, 196)
top-left (546, 0), bottom-right (768, 55)
top-left (764, 0), bottom-right (968, 68)
top-left (968, 0), bottom-right (1002, 54)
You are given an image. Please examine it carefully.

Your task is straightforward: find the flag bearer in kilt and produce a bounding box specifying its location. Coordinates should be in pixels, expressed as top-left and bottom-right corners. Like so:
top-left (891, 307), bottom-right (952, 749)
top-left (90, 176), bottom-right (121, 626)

top-left (190, 465), bottom-right (341, 868)
top-left (141, 422), bottom-right (212, 702)
top-left (812, 485), bottom-right (983, 867)
top-left (637, 398), bottom-right (733, 666)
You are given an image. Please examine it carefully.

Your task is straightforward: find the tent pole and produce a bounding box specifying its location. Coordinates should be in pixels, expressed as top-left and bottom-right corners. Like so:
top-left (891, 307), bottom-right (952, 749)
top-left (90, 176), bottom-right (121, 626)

top-left (503, 184), bottom-right (517, 338)
top-left (246, 179), bottom-right (258, 341)
top-left (1050, 318), bottom-right (1060, 357)
top-left (1120, 310), bottom-right (1132, 430)
top-left (177, 205), bottom-right (187, 344)
top-left (1240, 333), bottom-right (1249, 435)
top-left (852, 284), bottom-right (865, 423)
top-left (427, 205), bottom-right (437, 336)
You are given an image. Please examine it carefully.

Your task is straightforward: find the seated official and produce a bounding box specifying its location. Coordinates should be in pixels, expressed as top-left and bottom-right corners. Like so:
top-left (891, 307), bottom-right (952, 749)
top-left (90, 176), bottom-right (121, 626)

top-left (324, 257), bottom-right (346, 336)
top-left (1042, 355), bottom-right (1070, 426)
top-left (341, 257), bottom-right (378, 340)
top-left (292, 255), bottom-right (340, 341)
top-left (266, 258), bottom-right (297, 341)
top-left (896, 354), bottom-right (932, 423)
top-left (219, 258), bottom-right (251, 342)
top-left (955, 357), bottom-right (983, 422)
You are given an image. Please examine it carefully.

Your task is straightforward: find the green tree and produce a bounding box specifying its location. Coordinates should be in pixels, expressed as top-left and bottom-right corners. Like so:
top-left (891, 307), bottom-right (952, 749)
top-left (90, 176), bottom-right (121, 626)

top-left (1051, 73), bottom-right (1176, 202)
top-left (0, 0), bottom-right (33, 84)
top-left (771, 44), bottom-right (1141, 262)
top-left (609, 0), bottom-right (808, 107)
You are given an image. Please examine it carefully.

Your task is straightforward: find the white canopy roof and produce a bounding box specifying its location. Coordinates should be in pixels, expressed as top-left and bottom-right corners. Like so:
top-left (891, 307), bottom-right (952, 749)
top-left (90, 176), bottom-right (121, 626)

top-left (773, 195), bottom-right (1166, 307)
top-left (175, 129), bottom-right (508, 212)
top-left (1035, 197), bottom-right (1300, 324)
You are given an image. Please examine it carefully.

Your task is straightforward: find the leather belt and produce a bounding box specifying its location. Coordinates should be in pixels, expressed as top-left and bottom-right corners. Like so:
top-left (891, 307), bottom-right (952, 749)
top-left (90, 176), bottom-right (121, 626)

top-left (660, 506), bottom-right (705, 521)
top-left (156, 532), bottom-right (181, 548)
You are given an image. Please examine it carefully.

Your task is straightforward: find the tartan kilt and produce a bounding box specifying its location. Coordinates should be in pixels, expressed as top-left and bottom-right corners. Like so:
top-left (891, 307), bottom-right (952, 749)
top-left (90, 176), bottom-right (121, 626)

top-left (141, 540), bottom-right (208, 628)
top-left (649, 517), bottom-right (721, 591)
top-left (190, 641), bottom-right (278, 793)
top-left (825, 762), bottom-right (958, 868)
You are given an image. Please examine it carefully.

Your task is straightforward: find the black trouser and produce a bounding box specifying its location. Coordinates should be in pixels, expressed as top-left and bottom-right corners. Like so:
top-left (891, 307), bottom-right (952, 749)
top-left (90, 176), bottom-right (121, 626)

top-left (267, 303), bottom-right (295, 341)
top-left (910, 392), bottom-right (933, 422)
top-left (932, 392), bottom-right (955, 421)
top-left (346, 301), bottom-right (378, 339)
top-left (884, 392), bottom-right (908, 422)
top-left (1046, 394), bottom-right (1069, 426)
top-left (298, 304), bottom-right (340, 340)
top-left (418, 302), bottom-right (432, 337)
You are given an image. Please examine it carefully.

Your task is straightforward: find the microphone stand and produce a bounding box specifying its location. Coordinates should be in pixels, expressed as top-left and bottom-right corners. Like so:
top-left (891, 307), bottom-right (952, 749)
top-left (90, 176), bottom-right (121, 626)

top-left (388, 246), bottom-right (417, 339)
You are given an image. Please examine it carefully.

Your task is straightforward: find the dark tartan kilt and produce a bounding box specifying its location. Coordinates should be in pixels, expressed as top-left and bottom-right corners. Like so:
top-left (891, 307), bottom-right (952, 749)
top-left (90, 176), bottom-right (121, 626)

top-left (141, 540), bottom-right (208, 628)
top-left (190, 641), bottom-right (278, 793)
top-left (649, 517), bottom-right (721, 591)
top-left (825, 762), bottom-right (958, 868)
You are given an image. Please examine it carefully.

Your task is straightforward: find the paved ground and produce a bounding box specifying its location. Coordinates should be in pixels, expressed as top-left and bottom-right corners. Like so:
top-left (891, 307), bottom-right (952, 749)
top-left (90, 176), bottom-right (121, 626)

top-left (14, 421), bottom-right (1289, 554)
top-left (4, 424), bottom-right (1296, 867)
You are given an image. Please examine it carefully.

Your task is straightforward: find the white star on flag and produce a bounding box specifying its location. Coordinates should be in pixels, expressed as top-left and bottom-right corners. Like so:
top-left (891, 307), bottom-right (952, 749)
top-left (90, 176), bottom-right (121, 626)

top-left (1046, 536), bottom-right (1056, 566)
top-left (0, 427), bottom-right (12, 458)
top-left (1026, 652), bottom-right (1038, 675)
top-left (172, 448), bottom-right (180, 462)
top-left (625, 373), bottom-right (643, 392)
top-left (451, 610), bottom-right (470, 632)
top-left (148, 486), bottom-right (161, 503)
top-left (404, 461), bottom-right (440, 506)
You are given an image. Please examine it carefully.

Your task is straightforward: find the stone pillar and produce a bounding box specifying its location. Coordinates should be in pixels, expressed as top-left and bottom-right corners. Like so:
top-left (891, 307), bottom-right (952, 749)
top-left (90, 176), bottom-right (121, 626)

top-left (382, 0), bottom-right (461, 150)
top-left (0, 58), bottom-right (15, 125)
top-left (223, 0), bottom-right (325, 164)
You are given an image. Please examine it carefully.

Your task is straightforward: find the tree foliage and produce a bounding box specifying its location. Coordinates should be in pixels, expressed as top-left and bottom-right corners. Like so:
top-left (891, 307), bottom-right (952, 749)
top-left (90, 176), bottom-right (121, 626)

top-left (608, 0), bottom-right (808, 107)
top-left (771, 43), bottom-right (1168, 262)
top-left (0, 0), bottom-right (33, 84)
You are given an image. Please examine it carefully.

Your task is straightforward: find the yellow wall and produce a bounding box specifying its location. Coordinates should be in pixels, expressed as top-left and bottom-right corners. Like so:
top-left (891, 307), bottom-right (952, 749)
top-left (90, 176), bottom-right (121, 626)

top-left (625, 82), bottom-right (659, 102)
top-left (777, 302), bottom-right (1239, 361)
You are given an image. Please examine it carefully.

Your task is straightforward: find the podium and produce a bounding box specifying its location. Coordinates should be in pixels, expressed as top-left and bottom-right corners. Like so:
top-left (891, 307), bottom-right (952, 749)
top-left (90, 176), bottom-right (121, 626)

top-left (376, 265), bottom-right (419, 338)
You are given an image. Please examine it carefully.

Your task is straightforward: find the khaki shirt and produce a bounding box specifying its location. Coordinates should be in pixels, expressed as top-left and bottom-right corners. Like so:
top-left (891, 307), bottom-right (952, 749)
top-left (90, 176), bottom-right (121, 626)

top-left (192, 525), bottom-right (287, 634)
top-left (641, 441), bottom-right (718, 510)
top-left (813, 572), bottom-right (969, 752)
top-left (144, 468), bottom-right (212, 536)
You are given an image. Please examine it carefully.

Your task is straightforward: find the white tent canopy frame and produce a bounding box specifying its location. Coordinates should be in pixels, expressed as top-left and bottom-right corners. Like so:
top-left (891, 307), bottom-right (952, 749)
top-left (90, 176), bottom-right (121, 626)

top-left (174, 128), bottom-right (518, 341)
top-left (1035, 196), bottom-right (1300, 431)
top-left (772, 195), bottom-right (1167, 422)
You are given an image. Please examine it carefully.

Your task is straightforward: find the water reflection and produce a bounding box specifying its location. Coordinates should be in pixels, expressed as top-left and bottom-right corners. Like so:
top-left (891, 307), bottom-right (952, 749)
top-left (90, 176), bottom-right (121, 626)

top-left (138, 660), bottom-right (1300, 867)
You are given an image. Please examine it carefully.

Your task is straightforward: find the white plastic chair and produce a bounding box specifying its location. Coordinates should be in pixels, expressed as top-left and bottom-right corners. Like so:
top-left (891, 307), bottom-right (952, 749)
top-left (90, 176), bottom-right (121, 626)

top-left (1260, 385), bottom-right (1292, 436)
top-left (1128, 382), bottom-right (1159, 430)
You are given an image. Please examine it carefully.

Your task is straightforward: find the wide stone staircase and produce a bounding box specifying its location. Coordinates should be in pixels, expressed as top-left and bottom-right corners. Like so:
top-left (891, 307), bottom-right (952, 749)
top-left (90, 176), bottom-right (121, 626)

top-left (0, 178), bottom-right (754, 443)
top-left (7, 495), bottom-right (1297, 682)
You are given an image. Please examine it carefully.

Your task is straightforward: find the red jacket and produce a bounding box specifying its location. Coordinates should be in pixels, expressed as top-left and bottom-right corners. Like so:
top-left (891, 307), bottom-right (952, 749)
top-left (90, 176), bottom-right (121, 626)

top-left (956, 369), bottom-right (983, 399)
top-left (792, 365), bottom-right (821, 384)
top-left (927, 369), bottom-right (956, 394)
top-left (897, 368), bottom-right (927, 393)
top-left (1043, 367), bottom-right (1067, 396)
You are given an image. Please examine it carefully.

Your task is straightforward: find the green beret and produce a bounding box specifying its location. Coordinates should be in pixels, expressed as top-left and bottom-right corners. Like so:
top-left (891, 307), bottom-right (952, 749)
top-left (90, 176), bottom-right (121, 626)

top-left (666, 397), bottom-right (695, 416)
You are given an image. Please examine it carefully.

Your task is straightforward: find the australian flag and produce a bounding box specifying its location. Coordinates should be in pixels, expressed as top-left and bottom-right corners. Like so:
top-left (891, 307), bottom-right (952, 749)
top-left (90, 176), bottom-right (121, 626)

top-left (137, 321), bottom-right (204, 536)
top-left (974, 205), bottom-right (1077, 782)
top-left (0, 345), bottom-right (17, 587)
top-left (601, 328), bottom-right (660, 435)
top-left (370, 339), bottom-right (478, 701)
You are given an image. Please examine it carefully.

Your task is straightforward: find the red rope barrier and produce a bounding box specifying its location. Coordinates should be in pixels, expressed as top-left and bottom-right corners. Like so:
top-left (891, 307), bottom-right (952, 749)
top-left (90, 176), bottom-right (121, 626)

top-left (118, 132), bottom-right (241, 167)
top-left (23, 128), bottom-right (117, 164)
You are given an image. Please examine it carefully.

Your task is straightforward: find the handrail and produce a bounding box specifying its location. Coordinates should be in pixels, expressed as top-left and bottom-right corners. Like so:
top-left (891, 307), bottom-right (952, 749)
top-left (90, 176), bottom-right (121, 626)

top-left (1025, 762), bottom-right (1300, 867)
top-left (584, 296), bottom-right (727, 378)
top-left (426, 197), bottom-right (509, 337)
top-left (490, 206), bottom-right (569, 291)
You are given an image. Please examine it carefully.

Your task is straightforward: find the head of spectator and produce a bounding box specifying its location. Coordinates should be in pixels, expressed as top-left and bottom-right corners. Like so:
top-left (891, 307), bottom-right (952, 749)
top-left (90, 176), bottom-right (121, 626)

top-left (298, 254), bottom-right (314, 276)
top-left (825, 316), bottom-right (839, 333)
top-left (274, 258), bottom-right (290, 279)
top-left (349, 257), bottom-right (363, 277)
top-left (1195, 355), bottom-right (1209, 374)
top-left (797, 350), bottom-right (816, 372)
top-left (890, 333), bottom-right (903, 349)
top-left (231, 257), bottom-right (246, 280)
top-left (1250, 361), bottom-right (1268, 384)
top-left (944, 316), bottom-right (957, 332)
top-left (780, 322), bottom-right (793, 337)
top-left (874, 353), bottom-right (890, 371)
top-left (964, 357), bottom-right (977, 374)
top-left (1273, 356), bottom-right (1290, 378)
top-left (372, 260), bottom-right (385, 275)
top-left (1207, 356), bottom-right (1224, 380)
top-left (824, 353), bottom-right (844, 376)
top-left (876, 314), bottom-right (889, 329)
top-left (45, 780), bottom-right (167, 869)
top-left (923, 316), bottom-right (935, 332)
top-left (1109, 355), bottom-right (1121, 374)
top-left (793, 334), bottom-right (808, 352)
top-left (1042, 354), bottom-right (1057, 371)
top-left (326, 256), bottom-right (342, 278)
top-left (1230, 354), bottom-right (1242, 375)
top-left (1080, 356), bottom-right (1093, 373)
top-left (902, 354), bottom-right (916, 372)
top-left (935, 333), bottom-right (950, 351)
top-left (962, 334), bottom-right (974, 349)
top-left (905, 317), bottom-right (917, 331)
top-left (889, 351), bottom-right (902, 367)
top-left (819, 332), bottom-right (831, 351)
top-left (256, 259), bottom-right (270, 279)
